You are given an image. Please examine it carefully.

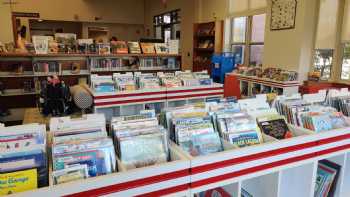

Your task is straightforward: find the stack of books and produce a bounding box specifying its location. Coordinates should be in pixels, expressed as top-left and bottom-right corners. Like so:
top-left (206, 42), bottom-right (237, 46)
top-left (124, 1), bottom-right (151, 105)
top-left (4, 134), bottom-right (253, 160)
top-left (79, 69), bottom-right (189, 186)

top-left (113, 73), bottom-right (136, 91)
top-left (50, 114), bottom-right (116, 185)
top-left (0, 124), bottom-right (48, 195)
top-left (216, 111), bottom-right (263, 148)
top-left (164, 105), bottom-right (223, 156)
top-left (111, 112), bottom-right (169, 170)
top-left (315, 160), bottom-right (341, 197)
top-left (176, 71), bottom-right (213, 86)
top-left (89, 58), bottom-right (122, 72)
top-left (327, 95), bottom-right (350, 116)
top-left (135, 73), bottom-right (161, 89)
top-left (90, 75), bottom-right (115, 93)
top-left (158, 73), bottom-right (182, 88)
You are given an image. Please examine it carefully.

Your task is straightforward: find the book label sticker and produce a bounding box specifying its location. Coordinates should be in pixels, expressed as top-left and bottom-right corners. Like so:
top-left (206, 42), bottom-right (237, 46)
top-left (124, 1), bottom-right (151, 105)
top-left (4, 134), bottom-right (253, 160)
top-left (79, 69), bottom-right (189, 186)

top-left (0, 169), bottom-right (38, 195)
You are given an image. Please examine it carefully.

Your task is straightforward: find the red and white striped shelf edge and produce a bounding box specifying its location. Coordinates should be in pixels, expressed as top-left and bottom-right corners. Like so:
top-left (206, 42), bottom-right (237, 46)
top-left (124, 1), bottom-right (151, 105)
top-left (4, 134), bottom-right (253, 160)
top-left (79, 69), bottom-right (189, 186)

top-left (229, 73), bottom-right (301, 88)
top-left (15, 127), bottom-right (350, 197)
top-left (92, 84), bottom-right (224, 108)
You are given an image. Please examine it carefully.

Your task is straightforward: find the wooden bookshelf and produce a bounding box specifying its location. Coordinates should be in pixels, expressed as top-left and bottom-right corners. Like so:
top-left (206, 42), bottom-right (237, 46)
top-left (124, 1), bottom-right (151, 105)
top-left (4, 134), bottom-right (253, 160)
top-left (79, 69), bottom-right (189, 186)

top-left (0, 53), bottom-right (182, 112)
top-left (193, 21), bottom-right (223, 73)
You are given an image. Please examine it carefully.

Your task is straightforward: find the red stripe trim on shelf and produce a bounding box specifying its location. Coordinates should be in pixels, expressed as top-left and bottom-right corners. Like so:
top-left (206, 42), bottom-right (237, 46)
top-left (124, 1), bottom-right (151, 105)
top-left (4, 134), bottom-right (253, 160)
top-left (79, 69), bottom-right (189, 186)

top-left (94, 91), bottom-right (167, 99)
top-left (134, 184), bottom-right (189, 197)
top-left (191, 143), bottom-right (350, 188)
top-left (166, 87), bottom-right (223, 94)
top-left (166, 92), bottom-right (224, 100)
top-left (63, 169), bottom-right (190, 197)
top-left (236, 76), bottom-right (300, 87)
top-left (191, 133), bottom-right (350, 174)
top-left (93, 87), bottom-right (223, 99)
top-left (94, 92), bottom-right (224, 106)
top-left (94, 96), bottom-right (168, 106)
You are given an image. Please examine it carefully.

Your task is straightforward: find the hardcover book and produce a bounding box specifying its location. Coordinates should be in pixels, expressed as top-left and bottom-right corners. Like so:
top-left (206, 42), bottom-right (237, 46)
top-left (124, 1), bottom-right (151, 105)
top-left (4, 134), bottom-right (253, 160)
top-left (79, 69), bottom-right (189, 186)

top-left (155, 43), bottom-right (169, 54)
top-left (257, 115), bottom-right (291, 140)
top-left (111, 41), bottom-right (128, 54)
top-left (128, 42), bottom-right (141, 54)
top-left (140, 43), bottom-right (156, 54)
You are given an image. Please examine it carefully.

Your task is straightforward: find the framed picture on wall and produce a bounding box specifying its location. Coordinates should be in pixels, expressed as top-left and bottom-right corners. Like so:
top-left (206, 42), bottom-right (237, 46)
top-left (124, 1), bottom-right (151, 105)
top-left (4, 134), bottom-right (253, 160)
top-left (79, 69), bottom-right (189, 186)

top-left (270, 0), bottom-right (297, 31)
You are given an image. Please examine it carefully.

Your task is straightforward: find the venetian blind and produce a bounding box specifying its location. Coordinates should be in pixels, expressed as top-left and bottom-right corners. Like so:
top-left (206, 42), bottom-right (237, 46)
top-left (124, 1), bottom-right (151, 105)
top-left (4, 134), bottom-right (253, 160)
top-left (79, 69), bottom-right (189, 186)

top-left (315, 0), bottom-right (339, 49)
top-left (342, 0), bottom-right (350, 42)
top-left (229, 0), bottom-right (267, 14)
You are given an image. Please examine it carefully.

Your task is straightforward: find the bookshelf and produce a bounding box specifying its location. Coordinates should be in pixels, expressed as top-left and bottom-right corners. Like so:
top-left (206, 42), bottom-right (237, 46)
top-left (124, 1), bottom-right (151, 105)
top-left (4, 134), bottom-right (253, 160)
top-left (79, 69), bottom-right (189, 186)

top-left (0, 53), bottom-right (182, 110)
top-left (193, 21), bottom-right (223, 74)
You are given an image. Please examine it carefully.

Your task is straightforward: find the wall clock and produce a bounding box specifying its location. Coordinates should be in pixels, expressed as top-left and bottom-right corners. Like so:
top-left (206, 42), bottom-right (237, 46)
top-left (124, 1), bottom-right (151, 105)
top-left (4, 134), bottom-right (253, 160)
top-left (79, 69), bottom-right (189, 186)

top-left (270, 0), bottom-right (297, 30)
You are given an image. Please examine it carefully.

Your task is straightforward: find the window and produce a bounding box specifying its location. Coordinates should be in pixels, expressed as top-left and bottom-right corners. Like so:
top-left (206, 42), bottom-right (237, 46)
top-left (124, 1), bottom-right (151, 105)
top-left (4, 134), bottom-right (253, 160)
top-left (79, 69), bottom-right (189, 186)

top-left (153, 9), bottom-right (181, 43)
top-left (340, 0), bottom-right (350, 80)
top-left (230, 13), bottom-right (266, 66)
top-left (249, 14), bottom-right (265, 66)
top-left (312, 0), bottom-right (338, 80)
top-left (341, 44), bottom-right (350, 80)
top-left (314, 49), bottom-right (333, 80)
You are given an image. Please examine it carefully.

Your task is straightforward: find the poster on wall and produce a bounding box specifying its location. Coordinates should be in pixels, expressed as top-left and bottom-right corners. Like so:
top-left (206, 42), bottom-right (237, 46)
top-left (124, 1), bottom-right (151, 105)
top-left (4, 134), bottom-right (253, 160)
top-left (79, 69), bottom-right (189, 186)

top-left (270, 0), bottom-right (297, 30)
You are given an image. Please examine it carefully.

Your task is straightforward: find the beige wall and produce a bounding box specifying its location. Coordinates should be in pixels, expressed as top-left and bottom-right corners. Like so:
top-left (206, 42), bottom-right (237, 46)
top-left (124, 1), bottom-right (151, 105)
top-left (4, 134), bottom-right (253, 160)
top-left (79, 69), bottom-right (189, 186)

top-left (9, 0), bottom-right (144, 24)
top-left (198, 0), bottom-right (228, 22)
top-left (0, 4), bottom-right (14, 43)
top-left (263, 0), bottom-right (318, 81)
top-left (0, 0), bottom-right (145, 43)
top-left (82, 22), bottom-right (145, 41)
top-left (144, 0), bottom-right (196, 71)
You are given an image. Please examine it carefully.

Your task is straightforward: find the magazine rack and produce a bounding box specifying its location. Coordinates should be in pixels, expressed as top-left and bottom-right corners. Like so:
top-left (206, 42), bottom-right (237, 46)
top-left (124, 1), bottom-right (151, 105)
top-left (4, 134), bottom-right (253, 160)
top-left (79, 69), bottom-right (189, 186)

top-left (91, 83), bottom-right (224, 121)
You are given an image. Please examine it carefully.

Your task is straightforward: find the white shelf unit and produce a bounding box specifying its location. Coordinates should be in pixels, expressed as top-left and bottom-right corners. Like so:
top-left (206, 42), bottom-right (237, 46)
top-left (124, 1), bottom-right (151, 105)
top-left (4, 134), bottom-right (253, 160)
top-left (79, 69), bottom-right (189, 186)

top-left (230, 73), bottom-right (300, 97)
top-left (91, 83), bottom-right (224, 121)
top-left (7, 124), bottom-right (350, 196)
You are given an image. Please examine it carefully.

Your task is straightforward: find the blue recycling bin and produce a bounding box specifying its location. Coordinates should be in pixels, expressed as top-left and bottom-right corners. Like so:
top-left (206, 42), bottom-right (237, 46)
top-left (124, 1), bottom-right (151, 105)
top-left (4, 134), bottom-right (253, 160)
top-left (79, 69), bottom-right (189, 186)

top-left (211, 52), bottom-right (235, 83)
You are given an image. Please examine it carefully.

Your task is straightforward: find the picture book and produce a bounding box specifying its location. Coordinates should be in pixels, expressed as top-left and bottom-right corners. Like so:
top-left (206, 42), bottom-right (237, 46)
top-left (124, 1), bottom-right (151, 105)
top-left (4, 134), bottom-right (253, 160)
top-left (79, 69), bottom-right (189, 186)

top-left (0, 169), bottom-right (38, 195)
top-left (128, 42), bottom-right (141, 54)
top-left (111, 41), bottom-right (128, 54)
top-left (140, 43), bottom-right (156, 54)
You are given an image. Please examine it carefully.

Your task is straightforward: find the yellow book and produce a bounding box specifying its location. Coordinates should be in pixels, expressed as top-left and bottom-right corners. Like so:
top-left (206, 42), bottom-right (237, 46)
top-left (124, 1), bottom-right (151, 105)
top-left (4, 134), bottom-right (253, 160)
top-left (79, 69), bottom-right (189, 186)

top-left (0, 169), bottom-right (38, 195)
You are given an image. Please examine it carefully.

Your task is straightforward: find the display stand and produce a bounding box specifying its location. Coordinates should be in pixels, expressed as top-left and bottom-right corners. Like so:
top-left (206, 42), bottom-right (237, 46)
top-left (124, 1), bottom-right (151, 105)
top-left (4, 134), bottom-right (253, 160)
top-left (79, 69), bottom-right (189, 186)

top-left (91, 83), bottom-right (224, 121)
top-left (225, 73), bottom-right (300, 98)
top-left (9, 94), bottom-right (350, 197)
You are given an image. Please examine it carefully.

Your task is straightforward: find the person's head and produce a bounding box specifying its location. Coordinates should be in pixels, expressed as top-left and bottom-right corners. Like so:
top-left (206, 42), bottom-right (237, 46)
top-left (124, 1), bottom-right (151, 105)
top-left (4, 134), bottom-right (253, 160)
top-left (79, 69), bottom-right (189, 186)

top-left (18, 25), bottom-right (26, 38)
top-left (110, 36), bottom-right (117, 42)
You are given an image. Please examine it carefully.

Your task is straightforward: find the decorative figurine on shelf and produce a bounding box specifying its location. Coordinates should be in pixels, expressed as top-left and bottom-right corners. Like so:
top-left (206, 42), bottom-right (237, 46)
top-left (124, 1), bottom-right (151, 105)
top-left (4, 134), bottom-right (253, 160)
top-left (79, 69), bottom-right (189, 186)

top-left (16, 26), bottom-right (28, 53)
top-left (39, 75), bottom-right (73, 116)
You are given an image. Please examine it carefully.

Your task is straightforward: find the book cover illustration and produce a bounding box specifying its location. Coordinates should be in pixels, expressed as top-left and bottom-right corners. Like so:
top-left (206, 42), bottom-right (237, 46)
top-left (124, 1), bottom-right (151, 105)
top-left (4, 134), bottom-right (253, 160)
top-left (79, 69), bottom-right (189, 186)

top-left (257, 116), bottom-right (291, 139)
top-left (155, 43), bottom-right (169, 54)
top-left (0, 169), bottom-right (38, 195)
top-left (140, 43), bottom-right (156, 54)
top-left (128, 42), bottom-right (141, 54)
top-left (32, 36), bottom-right (49, 54)
top-left (53, 164), bottom-right (89, 185)
top-left (111, 41), bottom-right (128, 54)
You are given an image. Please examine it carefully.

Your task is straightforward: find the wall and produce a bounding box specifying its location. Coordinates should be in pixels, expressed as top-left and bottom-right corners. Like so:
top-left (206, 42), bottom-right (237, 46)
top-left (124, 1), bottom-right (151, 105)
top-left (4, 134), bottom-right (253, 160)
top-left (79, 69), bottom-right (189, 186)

top-left (263, 0), bottom-right (319, 81)
top-left (0, 0), bottom-right (145, 42)
top-left (197, 0), bottom-right (229, 22)
top-left (8, 0), bottom-right (145, 24)
top-left (144, 0), bottom-right (196, 70)
top-left (82, 22), bottom-right (145, 41)
top-left (0, 3), bottom-right (13, 43)
top-left (29, 20), bottom-right (83, 38)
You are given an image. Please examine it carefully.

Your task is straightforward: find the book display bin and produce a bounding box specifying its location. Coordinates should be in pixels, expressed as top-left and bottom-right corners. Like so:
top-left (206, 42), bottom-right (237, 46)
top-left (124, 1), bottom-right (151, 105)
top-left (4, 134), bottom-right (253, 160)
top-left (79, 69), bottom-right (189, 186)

top-left (91, 83), bottom-right (224, 121)
top-left (5, 93), bottom-right (350, 197)
top-left (225, 73), bottom-right (300, 98)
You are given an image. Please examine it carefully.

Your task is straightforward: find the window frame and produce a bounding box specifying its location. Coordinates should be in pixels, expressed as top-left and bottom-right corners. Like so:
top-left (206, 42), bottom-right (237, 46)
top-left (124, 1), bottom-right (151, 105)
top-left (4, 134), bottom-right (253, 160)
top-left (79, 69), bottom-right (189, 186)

top-left (229, 13), bottom-right (266, 67)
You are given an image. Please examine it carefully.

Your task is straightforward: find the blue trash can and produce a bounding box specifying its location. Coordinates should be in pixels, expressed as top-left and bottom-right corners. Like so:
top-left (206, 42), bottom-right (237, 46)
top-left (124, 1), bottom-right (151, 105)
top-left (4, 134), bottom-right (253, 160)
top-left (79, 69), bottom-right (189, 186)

top-left (211, 52), bottom-right (235, 83)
